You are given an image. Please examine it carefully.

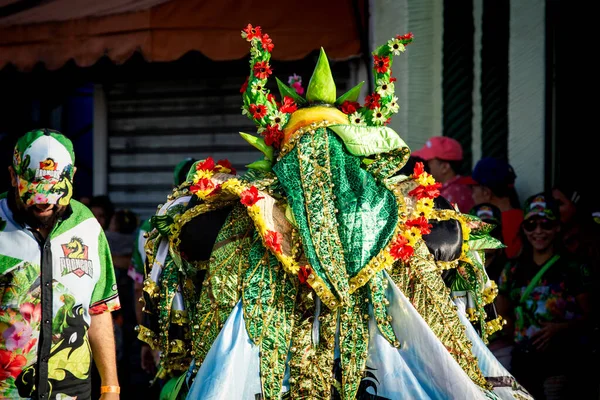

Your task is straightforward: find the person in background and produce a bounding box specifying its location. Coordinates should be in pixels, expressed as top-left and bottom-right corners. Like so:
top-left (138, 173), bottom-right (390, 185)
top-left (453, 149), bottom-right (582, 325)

top-left (106, 209), bottom-right (139, 399)
top-left (462, 157), bottom-right (523, 259)
top-left (411, 136), bottom-right (474, 213)
top-left (551, 184), bottom-right (584, 254)
top-left (90, 195), bottom-right (115, 231)
top-left (552, 185), bottom-right (600, 272)
top-left (496, 192), bottom-right (595, 399)
top-left (78, 195), bottom-right (92, 207)
top-left (0, 129), bottom-right (120, 399)
top-left (469, 202), bottom-right (506, 283)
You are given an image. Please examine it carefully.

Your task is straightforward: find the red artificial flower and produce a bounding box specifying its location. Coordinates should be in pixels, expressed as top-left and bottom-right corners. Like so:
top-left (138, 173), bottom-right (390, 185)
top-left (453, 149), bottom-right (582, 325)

top-left (412, 162), bottom-right (425, 177)
top-left (190, 178), bottom-right (215, 194)
top-left (340, 100), bottom-right (360, 115)
top-left (240, 186), bottom-right (264, 206)
top-left (279, 96), bottom-right (297, 114)
top-left (396, 32), bottom-right (414, 42)
top-left (390, 77), bottom-right (397, 83)
top-left (267, 93), bottom-right (277, 105)
top-left (373, 55), bottom-right (390, 74)
top-left (406, 216), bottom-right (432, 235)
top-left (196, 157), bottom-right (215, 171)
top-left (216, 159), bottom-right (236, 175)
top-left (242, 24), bottom-right (262, 41)
top-left (249, 104), bottom-right (268, 120)
top-left (364, 93), bottom-right (381, 110)
top-left (261, 34), bottom-right (274, 52)
top-left (408, 183), bottom-right (442, 200)
top-left (263, 125), bottom-right (284, 148)
top-left (298, 265), bottom-right (312, 284)
top-left (389, 235), bottom-right (414, 262)
top-left (384, 117), bottom-right (392, 125)
top-left (240, 76), bottom-right (249, 93)
top-left (253, 61), bottom-right (273, 79)
top-left (0, 349), bottom-right (27, 380)
top-left (264, 230), bottom-right (283, 254)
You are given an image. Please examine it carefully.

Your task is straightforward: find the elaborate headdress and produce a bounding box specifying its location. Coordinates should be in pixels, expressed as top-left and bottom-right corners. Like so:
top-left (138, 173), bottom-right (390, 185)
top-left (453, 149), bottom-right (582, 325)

top-left (238, 23), bottom-right (413, 171)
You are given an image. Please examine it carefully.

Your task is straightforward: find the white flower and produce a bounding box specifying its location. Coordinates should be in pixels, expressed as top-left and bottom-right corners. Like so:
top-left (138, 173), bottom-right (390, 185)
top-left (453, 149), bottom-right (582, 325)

top-left (387, 39), bottom-right (406, 56)
top-left (386, 96), bottom-right (400, 114)
top-left (349, 111), bottom-right (366, 126)
top-left (376, 79), bottom-right (395, 97)
top-left (269, 111), bottom-right (287, 129)
top-left (371, 107), bottom-right (387, 125)
top-left (251, 80), bottom-right (267, 95)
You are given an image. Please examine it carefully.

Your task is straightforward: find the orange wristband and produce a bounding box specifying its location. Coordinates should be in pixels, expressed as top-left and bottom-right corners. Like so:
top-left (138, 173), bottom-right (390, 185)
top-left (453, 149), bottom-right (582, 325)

top-left (100, 385), bottom-right (120, 394)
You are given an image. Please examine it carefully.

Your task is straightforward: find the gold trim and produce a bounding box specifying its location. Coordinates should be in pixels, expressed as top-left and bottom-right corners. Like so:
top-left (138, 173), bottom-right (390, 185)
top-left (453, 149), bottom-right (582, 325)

top-left (136, 325), bottom-right (158, 349)
top-left (278, 120), bottom-right (333, 161)
top-left (306, 272), bottom-right (340, 309)
top-left (143, 279), bottom-right (160, 299)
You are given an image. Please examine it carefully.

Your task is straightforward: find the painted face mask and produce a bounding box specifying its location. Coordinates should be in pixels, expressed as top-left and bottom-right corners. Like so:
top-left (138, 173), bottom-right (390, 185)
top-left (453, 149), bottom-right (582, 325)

top-left (13, 129), bottom-right (75, 207)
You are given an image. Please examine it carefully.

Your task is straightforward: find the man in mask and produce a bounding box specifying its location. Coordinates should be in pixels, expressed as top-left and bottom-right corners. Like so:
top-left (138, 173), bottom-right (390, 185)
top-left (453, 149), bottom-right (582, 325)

top-left (0, 129), bottom-right (121, 399)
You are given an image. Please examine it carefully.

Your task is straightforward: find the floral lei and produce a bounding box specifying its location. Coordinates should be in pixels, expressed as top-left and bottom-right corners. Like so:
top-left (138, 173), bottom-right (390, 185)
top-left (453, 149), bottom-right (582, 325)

top-left (388, 161), bottom-right (440, 262)
top-left (190, 158), bottom-right (445, 288)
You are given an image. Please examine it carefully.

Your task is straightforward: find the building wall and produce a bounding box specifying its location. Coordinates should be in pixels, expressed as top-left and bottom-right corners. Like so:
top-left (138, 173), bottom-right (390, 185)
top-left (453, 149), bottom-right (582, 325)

top-left (507, 0), bottom-right (546, 200)
top-left (373, 0), bottom-right (443, 152)
top-left (373, 0), bottom-right (547, 202)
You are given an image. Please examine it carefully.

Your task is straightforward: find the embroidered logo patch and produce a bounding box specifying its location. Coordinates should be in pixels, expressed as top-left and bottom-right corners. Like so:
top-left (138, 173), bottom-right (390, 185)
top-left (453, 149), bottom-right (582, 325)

top-left (35, 157), bottom-right (62, 180)
top-left (60, 237), bottom-right (93, 278)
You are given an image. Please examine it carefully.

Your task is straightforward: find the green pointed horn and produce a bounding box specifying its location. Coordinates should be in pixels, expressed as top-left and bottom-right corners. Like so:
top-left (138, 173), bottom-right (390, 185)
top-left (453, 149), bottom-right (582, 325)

top-left (335, 81), bottom-right (364, 105)
top-left (240, 132), bottom-right (274, 161)
top-left (246, 159), bottom-right (273, 172)
top-left (305, 48), bottom-right (337, 104)
top-left (276, 77), bottom-right (306, 105)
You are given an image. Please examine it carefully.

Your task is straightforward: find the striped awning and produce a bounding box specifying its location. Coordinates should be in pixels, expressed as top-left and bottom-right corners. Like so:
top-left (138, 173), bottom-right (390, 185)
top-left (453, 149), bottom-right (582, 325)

top-left (0, 0), bottom-right (365, 71)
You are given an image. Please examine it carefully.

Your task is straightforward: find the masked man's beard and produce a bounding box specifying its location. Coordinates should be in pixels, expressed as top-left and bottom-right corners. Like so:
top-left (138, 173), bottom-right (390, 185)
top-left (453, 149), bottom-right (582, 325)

top-left (9, 188), bottom-right (66, 230)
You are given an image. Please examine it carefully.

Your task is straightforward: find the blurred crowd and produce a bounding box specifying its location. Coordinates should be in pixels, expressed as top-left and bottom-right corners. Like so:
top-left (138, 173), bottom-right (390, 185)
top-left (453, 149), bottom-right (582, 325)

top-left (412, 136), bottom-right (600, 399)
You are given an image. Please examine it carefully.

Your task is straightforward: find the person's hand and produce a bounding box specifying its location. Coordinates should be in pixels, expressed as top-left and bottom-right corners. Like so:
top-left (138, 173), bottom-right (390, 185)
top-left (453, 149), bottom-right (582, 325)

top-left (141, 343), bottom-right (158, 375)
top-left (530, 321), bottom-right (566, 351)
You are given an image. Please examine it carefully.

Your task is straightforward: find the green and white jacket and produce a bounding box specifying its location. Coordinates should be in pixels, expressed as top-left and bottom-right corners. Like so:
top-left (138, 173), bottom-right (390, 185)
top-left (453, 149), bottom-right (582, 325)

top-left (0, 193), bottom-right (120, 400)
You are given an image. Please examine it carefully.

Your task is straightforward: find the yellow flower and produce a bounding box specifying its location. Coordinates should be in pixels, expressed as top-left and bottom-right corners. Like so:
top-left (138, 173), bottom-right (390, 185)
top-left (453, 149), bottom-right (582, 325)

top-left (402, 227), bottom-right (421, 247)
top-left (415, 199), bottom-right (434, 219)
top-left (415, 173), bottom-right (436, 187)
top-left (194, 169), bottom-right (214, 182)
top-left (221, 178), bottom-right (243, 194)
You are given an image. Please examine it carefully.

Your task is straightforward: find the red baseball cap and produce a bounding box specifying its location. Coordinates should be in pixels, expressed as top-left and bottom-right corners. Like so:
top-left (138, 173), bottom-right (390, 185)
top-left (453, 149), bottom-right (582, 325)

top-left (411, 136), bottom-right (463, 161)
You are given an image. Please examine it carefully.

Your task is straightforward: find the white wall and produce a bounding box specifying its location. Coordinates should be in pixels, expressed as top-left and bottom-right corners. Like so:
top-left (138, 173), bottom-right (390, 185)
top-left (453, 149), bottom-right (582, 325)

top-left (508, 0), bottom-right (546, 201)
top-left (471, 0), bottom-right (483, 163)
top-left (372, 0), bottom-right (443, 153)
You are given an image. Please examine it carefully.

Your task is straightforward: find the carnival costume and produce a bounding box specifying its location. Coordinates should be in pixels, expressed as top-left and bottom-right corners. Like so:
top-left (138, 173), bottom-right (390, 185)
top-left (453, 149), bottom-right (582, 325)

top-left (138, 25), bottom-right (532, 400)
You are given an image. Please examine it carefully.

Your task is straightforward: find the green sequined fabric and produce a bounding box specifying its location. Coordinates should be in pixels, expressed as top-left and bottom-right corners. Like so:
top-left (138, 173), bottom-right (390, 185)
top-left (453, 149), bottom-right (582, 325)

top-left (273, 128), bottom-right (398, 304)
